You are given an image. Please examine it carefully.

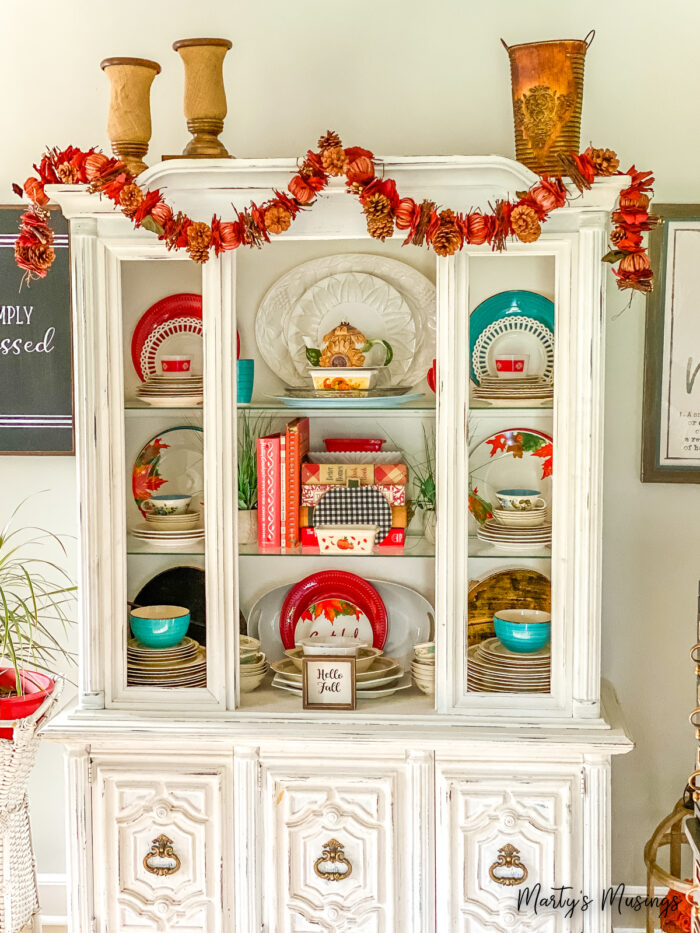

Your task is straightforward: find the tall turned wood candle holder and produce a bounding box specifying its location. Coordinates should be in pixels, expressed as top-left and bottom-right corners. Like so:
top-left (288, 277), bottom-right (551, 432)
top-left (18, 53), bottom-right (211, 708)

top-left (171, 38), bottom-right (233, 159)
top-left (100, 57), bottom-right (161, 176)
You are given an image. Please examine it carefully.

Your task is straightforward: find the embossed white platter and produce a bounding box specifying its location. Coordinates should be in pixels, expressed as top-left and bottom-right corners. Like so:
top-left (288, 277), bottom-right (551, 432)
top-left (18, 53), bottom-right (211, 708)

top-left (255, 254), bottom-right (436, 387)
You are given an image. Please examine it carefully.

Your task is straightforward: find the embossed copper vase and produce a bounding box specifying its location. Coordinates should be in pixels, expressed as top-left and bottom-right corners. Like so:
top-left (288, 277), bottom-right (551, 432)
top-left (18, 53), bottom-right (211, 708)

top-left (502, 31), bottom-right (594, 176)
top-left (172, 38), bottom-right (232, 158)
top-left (100, 57), bottom-right (161, 175)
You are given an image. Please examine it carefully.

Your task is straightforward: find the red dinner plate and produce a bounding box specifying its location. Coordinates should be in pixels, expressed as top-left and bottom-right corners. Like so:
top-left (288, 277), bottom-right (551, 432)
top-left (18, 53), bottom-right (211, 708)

top-left (279, 571), bottom-right (388, 650)
top-left (131, 293), bottom-right (240, 381)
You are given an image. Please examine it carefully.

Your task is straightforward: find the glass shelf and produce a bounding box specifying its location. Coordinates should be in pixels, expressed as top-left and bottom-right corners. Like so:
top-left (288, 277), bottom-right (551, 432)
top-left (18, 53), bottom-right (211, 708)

top-left (125, 400), bottom-right (203, 413)
top-left (467, 536), bottom-right (552, 559)
top-left (469, 401), bottom-right (553, 412)
top-left (239, 401), bottom-right (435, 417)
top-left (239, 535), bottom-right (435, 558)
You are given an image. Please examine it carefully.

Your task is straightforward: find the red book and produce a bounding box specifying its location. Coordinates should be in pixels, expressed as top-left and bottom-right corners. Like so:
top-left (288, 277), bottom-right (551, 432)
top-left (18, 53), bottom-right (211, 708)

top-left (300, 527), bottom-right (406, 549)
top-left (256, 433), bottom-right (281, 548)
top-left (280, 434), bottom-right (286, 545)
top-left (285, 417), bottom-right (310, 548)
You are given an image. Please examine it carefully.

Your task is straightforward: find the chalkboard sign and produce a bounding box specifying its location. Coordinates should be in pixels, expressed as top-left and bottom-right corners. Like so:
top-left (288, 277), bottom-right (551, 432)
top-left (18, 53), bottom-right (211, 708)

top-left (0, 206), bottom-right (74, 454)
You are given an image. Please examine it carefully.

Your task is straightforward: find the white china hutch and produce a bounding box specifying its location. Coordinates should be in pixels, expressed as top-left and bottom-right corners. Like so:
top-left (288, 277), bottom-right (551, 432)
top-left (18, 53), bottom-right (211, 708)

top-left (45, 156), bottom-right (632, 933)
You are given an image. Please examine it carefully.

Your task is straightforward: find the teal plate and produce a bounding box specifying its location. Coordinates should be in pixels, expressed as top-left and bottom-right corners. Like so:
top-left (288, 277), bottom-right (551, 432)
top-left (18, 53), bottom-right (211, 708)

top-left (272, 393), bottom-right (425, 409)
top-left (470, 290), bottom-right (554, 386)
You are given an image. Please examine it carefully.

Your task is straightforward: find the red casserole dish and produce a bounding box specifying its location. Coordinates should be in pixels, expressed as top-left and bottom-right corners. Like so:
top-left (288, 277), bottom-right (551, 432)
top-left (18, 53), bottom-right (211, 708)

top-left (323, 438), bottom-right (385, 452)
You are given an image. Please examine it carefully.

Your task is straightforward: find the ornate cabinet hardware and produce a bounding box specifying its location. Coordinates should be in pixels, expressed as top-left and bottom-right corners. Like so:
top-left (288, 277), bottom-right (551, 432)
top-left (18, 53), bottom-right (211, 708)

top-left (313, 838), bottom-right (353, 882)
top-left (143, 834), bottom-right (182, 877)
top-left (488, 843), bottom-right (529, 886)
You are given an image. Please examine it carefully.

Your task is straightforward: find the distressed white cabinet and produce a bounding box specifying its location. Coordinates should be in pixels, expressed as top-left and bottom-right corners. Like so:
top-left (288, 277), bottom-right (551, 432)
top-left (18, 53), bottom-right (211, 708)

top-left (44, 156), bottom-right (633, 933)
top-left (91, 756), bottom-right (232, 933)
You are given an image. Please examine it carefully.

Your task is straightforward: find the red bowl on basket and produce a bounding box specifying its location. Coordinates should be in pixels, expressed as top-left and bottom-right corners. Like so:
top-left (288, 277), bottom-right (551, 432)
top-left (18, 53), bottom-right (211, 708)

top-left (0, 669), bottom-right (55, 739)
top-left (323, 438), bottom-right (385, 452)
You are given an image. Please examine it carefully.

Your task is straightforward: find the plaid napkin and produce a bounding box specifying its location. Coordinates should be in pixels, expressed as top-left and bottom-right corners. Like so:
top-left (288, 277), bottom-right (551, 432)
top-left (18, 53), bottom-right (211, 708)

top-left (314, 486), bottom-right (393, 542)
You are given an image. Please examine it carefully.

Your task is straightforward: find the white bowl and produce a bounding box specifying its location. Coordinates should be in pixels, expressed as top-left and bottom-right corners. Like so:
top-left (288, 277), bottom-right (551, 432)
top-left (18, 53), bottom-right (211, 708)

top-left (315, 525), bottom-right (379, 555)
top-left (299, 638), bottom-right (368, 657)
top-left (239, 666), bottom-right (268, 692)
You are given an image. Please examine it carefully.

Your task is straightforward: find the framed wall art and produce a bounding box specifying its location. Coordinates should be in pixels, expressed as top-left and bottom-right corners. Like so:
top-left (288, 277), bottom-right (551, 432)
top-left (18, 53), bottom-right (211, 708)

top-left (0, 205), bottom-right (74, 455)
top-left (642, 205), bottom-right (700, 482)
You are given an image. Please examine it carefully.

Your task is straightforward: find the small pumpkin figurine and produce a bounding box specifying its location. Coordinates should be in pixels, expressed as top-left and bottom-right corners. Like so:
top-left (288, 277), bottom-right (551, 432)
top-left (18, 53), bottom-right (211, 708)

top-left (305, 322), bottom-right (393, 368)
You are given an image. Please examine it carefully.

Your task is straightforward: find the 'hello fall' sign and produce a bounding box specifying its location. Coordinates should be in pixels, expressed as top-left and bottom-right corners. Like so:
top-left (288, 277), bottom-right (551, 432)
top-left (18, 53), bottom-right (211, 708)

top-left (303, 656), bottom-right (357, 710)
top-left (0, 207), bottom-right (73, 454)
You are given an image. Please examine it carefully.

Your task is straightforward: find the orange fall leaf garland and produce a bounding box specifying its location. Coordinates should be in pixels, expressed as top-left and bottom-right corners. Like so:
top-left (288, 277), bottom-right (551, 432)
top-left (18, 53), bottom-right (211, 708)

top-left (13, 132), bottom-right (656, 294)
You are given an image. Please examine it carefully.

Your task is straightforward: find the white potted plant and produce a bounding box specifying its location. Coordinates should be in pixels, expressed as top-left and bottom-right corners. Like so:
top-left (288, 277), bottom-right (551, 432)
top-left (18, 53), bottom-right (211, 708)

top-left (237, 412), bottom-right (270, 546)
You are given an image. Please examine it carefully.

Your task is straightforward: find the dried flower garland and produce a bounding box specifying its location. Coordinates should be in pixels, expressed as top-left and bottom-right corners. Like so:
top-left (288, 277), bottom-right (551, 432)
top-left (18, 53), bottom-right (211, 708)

top-left (13, 134), bottom-right (658, 293)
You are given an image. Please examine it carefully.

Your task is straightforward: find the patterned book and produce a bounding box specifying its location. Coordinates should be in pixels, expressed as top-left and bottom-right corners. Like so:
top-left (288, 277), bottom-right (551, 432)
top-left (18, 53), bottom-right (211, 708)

top-left (256, 434), bottom-right (282, 548)
top-left (280, 434), bottom-right (286, 546)
top-left (285, 417), bottom-right (310, 548)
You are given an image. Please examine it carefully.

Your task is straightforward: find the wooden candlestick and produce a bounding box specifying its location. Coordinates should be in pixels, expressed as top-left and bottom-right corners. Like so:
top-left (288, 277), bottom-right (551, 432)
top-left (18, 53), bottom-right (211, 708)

top-left (100, 57), bottom-right (161, 176)
top-left (172, 38), bottom-right (233, 159)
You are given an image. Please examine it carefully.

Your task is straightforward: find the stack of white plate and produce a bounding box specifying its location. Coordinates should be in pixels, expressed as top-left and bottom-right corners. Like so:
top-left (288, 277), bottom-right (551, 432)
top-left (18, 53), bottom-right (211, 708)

top-left (492, 506), bottom-right (547, 528)
top-left (127, 636), bottom-right (207, 687)
top-left (472, 375), bottom-right (553, 406)
top-left (467, 638), bottom-right (550, 693)
top-left (410, 642), bottom-right (435, 695)
top-left (476, 519), bottom-right (551, 550)
top-left (270, 655), bottom-right (408, 700)
top-left (144, 511), bottom-right (202, 533)
top-left (131, 521), bottom-right (205, 547)
top-left (137, 374), bottom-right (204, 407)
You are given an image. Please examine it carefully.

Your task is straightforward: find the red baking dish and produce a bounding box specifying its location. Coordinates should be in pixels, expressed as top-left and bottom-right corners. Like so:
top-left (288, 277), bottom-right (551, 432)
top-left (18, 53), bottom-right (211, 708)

top-left (323, 438), bottom-right (385, 452)
top-left (279, 571), bottom-right (388, 650)
top-left (0, 669), bottom-right (55, 739)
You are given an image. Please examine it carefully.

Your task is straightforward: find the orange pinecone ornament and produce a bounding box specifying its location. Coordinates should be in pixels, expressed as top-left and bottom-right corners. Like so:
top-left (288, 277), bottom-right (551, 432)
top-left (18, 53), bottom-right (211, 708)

top-left (431, 209), bottom-right (462, 256)
top-left (321, 146), bottom-right (348, 177)
top-left (318, 130), bottom-right (342, 152)
top-left (367, 213), bottom-right (394, 241)
top-left (610, 226), bottom-right (626, 247)
top-left (511, 204), bottom-right (541, 244)
top-left (187, 222), bottom-right (212, 263)
top-left (264, 204), bottom-right (292, 235)
top-left (588, 147), bottom-right (620, 176)
top-left (57, 162), bottom-right (80, 184)
top-left (119, 184), bottom-right (144, 218)
top-left (27, 243), bottom-right (56, 272)
top-left (363, 193), bottom-right (392, 219)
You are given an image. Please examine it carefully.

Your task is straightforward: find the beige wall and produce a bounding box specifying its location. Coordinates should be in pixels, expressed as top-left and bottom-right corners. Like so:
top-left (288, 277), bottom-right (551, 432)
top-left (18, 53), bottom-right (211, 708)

top-left (1, 0), bottom-right (697, 886)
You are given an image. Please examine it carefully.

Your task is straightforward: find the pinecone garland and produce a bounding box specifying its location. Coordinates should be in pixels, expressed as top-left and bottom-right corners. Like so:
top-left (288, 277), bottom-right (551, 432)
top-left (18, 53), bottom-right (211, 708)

top-left (510, 204), bottom-right (541, 244)
top-left (321, 146), bottom-right (348, 177)
top-left (363, 193), bottom-right (392, 219)
top-left (264, 204), bottom-right (292, 235)
top-left (431, 209), bottom-right (462, 256)
top-left (367, 213), bottom-right (394, 241)
top-left (24, 242), bottom-right (56, 272)
top-left (588, 147), bottom-right (620, 176)
top-left (318, 130), bottom-right (342, 152)
top-left (187, 222), bottom-right (212, 263)
top-left (610, 226), bottom-right (626, 247)
top-left (119, 183), bottom-right (144, 218)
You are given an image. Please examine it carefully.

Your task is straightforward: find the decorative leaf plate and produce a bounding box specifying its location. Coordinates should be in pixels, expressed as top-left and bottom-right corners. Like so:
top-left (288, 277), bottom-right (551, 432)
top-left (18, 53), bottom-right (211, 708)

top-left (132, 425), bottom-right (204, 515)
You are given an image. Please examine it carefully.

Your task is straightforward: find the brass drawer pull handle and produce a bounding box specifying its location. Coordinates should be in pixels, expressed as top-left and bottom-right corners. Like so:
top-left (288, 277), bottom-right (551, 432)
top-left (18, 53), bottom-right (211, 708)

top-left (314, 838), bottom-right (352, 882)
top-left (489, 843), bottom-right (529, 886)
top-left (143, 834), bottom-right (181, 876)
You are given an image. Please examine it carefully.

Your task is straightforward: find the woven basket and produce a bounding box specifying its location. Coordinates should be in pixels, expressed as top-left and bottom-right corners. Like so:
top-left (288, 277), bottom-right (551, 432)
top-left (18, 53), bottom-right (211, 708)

top-left (0, 681), bottom-right (62, 933)
top-left (502, 31), bottom-right (594, 176)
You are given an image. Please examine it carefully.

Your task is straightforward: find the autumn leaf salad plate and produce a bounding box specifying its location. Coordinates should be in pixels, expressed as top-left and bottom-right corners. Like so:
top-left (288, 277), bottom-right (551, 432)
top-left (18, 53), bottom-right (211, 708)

top-left (468, 428), bottom-right (553, 549)
top-left (130, 425), bottom-right (205, 546)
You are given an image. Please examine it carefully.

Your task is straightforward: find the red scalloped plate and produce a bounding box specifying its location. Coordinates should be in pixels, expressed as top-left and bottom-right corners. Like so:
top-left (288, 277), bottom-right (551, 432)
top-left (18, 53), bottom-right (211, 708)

top-left (131, 293), bottom-right (240, 381)
top-left (279, 571), bottom-right (388, 650)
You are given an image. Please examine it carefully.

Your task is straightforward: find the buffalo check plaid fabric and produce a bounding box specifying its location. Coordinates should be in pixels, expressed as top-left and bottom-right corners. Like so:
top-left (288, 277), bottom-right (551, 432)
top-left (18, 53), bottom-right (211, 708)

top-left (314, 486), bottom-right (393, 542)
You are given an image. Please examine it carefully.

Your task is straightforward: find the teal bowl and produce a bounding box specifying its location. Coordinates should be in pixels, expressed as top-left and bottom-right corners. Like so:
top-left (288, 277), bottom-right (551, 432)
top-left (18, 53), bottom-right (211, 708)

top-left (130, 605), bottom-right (190, 649)
top-left (493, 609), bottom-right (551, 653)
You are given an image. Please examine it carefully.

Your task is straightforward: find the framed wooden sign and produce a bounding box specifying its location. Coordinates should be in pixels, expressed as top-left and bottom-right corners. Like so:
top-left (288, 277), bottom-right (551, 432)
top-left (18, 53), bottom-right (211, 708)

top-left (302, 656), bottom-right (356, 710)
top-left (0, 206), bottom-right (74, 455)
top-left (642, 204), bottom-right (700, 482)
